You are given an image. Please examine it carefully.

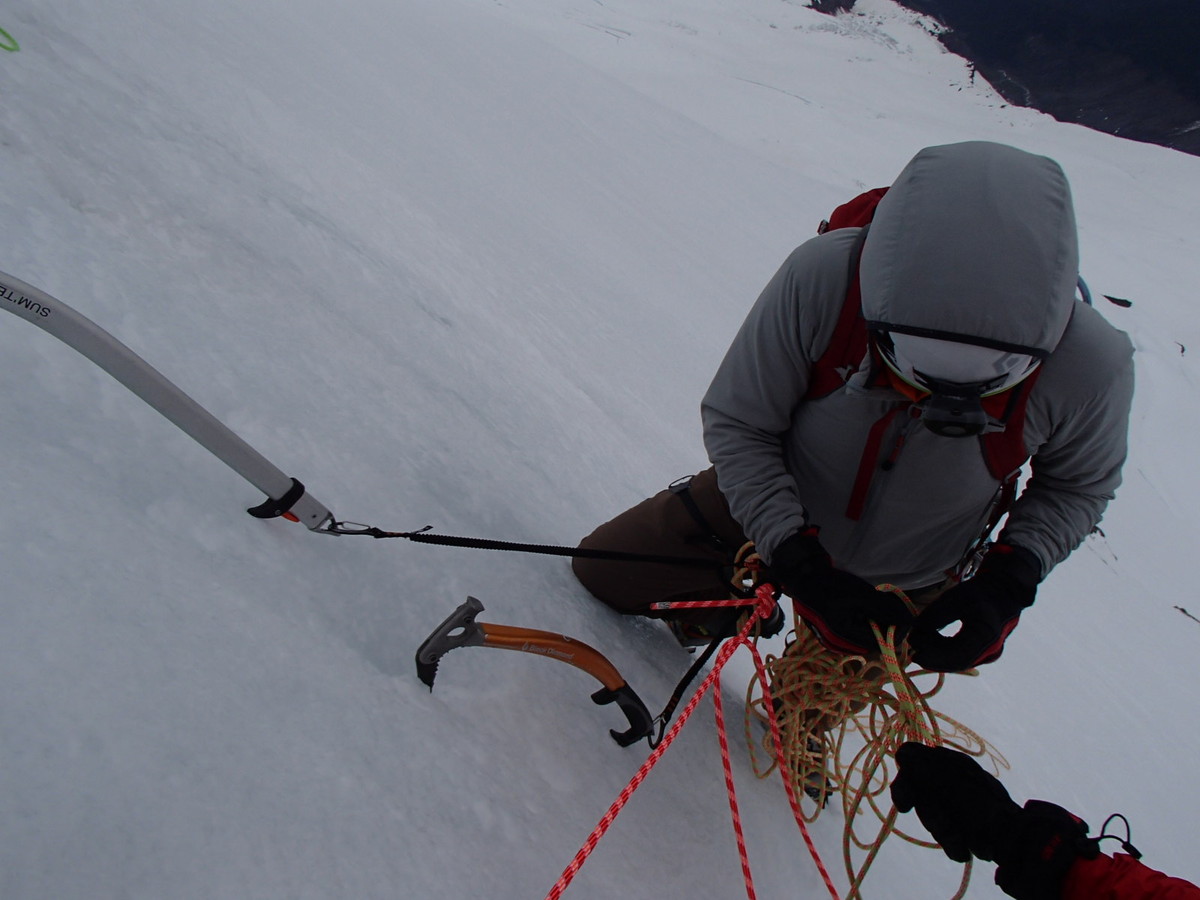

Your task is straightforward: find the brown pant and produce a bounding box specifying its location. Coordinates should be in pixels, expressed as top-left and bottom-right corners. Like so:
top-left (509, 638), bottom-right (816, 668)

top-left (572, 467), bottom-right (750, 624)
top-left (573, 468), bottom-right (949, 628)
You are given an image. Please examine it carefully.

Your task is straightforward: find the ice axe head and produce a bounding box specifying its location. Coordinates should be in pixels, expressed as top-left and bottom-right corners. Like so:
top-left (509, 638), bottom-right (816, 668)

top-left (414, 596), bottom-right (487, 690)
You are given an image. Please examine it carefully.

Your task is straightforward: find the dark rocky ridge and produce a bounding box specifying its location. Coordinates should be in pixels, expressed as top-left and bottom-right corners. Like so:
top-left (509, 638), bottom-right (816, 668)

top-left (815, 0), bottom-right (1200, 157)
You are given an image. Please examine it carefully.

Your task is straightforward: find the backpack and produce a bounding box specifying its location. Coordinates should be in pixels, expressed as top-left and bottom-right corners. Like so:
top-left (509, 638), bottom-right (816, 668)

top-left (808, 188), bottom-right (1037, 523)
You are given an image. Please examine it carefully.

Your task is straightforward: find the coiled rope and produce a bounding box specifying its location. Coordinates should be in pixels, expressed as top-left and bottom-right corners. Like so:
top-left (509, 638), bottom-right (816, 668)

top-left (546, 576), bottom-right (1007, 899)
top-left (744, 585), bottom-right (1008, 900)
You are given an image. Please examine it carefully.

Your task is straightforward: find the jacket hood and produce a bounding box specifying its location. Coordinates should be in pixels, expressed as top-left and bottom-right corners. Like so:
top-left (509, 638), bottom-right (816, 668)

top-left (859, 141), bottom-right (1079, 359)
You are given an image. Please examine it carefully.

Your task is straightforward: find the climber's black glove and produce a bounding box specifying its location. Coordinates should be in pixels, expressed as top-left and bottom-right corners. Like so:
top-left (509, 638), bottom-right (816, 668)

top-left (891, 742), bottom-right (1099, 900)
top-left (910, 544), bottom-right (1041, 672)
top-left (891, 742), bottom-right (1016, 863)
top-left (769, 528), bottom-right (913, 655)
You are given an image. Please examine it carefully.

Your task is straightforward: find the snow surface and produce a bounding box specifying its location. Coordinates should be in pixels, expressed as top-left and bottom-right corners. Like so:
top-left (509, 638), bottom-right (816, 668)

top-left (2, 0), bottom-right (1198, 897)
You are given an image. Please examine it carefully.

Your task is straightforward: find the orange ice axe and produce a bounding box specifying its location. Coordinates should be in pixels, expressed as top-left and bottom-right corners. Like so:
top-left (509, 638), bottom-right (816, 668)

top-left (415, 597), bottom-right (654, 747)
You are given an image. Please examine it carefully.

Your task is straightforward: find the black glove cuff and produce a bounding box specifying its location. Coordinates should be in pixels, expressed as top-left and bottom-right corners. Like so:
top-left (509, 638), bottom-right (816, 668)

top-left (767, 527), bottom-right (828, 580)
top-left (994, 800), bottom-right (1099, 900)
top-left (983, 544), bottom-right (1043, 592)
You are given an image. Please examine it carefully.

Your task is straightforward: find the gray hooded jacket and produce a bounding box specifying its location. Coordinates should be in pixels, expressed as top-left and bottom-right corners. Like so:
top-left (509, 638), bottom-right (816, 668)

top-left (702, 142), bottom-right (1134, 587)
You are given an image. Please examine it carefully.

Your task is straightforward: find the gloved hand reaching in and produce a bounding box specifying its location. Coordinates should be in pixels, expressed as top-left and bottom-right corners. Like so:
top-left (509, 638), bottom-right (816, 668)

top-left (910, 544), bottom-right (1041, 672)
top-left (769, 528), bottom-right (913, 656)
top-left (890, 742), bottom-right (1100, 900)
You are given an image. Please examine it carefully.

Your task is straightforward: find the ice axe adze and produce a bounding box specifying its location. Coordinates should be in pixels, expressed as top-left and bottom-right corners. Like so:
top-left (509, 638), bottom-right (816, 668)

top-left (416, 597), bottom-right (654, 747)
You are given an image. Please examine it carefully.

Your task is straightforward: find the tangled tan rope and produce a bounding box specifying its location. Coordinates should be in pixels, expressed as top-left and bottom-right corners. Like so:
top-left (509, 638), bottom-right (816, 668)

top-left (744, 586), bottom-right (1008, 900)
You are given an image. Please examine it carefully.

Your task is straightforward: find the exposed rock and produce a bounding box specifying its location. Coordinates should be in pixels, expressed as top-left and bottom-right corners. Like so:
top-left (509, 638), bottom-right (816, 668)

top-left (815, 0), bottom-right (1200, 156)
top-left (810, 0), bottom-right (857, 12)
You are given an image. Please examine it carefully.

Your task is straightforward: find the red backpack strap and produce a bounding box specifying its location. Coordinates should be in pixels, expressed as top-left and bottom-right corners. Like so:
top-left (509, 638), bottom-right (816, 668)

top-left (806, 228), bottom-right (873, 400)
top-left (817, 186), bottom-right (889, 234)
top-left (807, 188), bottom-right (889, 397)
top-left (980, 368), bottom-right (1040, 481)
top-left (805, 265), bottom-right (868, 399)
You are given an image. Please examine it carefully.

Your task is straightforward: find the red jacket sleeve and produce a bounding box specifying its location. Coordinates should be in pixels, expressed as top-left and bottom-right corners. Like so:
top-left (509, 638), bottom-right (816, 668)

top-left (1064, 853), bottom-right (1200, 900)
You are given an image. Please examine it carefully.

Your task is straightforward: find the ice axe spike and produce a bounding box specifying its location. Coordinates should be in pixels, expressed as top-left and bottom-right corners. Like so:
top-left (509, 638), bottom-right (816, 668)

top-left (414, 597), bottom-right (654, 747)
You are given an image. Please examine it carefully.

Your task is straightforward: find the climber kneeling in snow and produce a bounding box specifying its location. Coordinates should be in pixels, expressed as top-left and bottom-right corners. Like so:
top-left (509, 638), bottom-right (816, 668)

top-left (573, 140), bottom-right (1134, 671)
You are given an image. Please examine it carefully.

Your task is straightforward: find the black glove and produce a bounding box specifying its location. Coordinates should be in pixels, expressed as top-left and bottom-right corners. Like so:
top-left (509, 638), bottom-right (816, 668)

top-left (890, 742), bottom-right (1018, 863)
top-left (910, 544), bottom-right (1041, 672)
top-left (891, 743), bottom-right (1099, 900)
top-left (769, 528), bottom-right (913, 655)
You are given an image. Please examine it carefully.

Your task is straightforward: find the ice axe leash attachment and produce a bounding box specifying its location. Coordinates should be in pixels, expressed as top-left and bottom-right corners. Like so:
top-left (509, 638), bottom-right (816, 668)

top-left (246, 477), bottom-right (310, 523)
top-left (415, 597), bottom-right (654, 747)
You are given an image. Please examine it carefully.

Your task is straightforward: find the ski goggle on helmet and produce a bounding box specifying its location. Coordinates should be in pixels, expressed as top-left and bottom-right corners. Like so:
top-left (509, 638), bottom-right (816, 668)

top-left (872, 328), bottom-right (1043, 437)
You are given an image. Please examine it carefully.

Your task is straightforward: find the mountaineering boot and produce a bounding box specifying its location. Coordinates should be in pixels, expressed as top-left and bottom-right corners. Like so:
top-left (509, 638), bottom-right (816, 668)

top-left (761, 705), bottom-right (835, 807)
top-left (667, 616), bottom-right (730, 650)
top-left (758, 602), bottom-right (786, 639)
top-left (801, 736), bottom-right (836, 807)
top-left (666, 601), bottom-right (786, 650)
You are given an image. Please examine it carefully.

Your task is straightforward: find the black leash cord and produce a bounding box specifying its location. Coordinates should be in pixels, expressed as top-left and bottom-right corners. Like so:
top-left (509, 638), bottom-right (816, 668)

top-left (322, 521), bottom-right (731, 570)
top-left (1097, 813), bottom-right (1142, 859)
top-left (647, 631), bottom-right (725, 748)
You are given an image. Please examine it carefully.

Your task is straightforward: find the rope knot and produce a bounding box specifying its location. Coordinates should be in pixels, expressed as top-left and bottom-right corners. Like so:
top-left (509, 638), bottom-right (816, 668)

top-left (752, 583), bottom-right (780, 625)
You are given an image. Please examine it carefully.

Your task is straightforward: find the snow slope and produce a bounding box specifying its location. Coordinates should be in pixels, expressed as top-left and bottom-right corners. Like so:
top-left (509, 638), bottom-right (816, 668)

top-left (1, 0), bottom-right (1198, 897)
